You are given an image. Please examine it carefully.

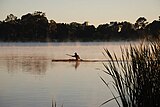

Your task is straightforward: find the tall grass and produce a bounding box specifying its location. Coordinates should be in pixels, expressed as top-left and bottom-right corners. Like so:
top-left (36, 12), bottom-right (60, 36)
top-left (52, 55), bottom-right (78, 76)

top-left (100, 40), bottom-right (160, 107)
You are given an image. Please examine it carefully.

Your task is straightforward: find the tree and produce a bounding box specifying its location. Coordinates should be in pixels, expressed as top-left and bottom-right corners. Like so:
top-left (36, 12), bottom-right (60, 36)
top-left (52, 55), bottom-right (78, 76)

top-left (146, 20), bottom-right (160, 38)
top-left (96, 23), bottom-right (110, 40)
top-left (82, 21), bottom-right (89, 26)
top-left (48, 20), bottom-right (57, 40)
top-left (119, 21), bottom-right (137, 40)
top-left (5, 14), bottom-right (17, 22)
top-left (1, 14), bottom-right (20, 41)
top-left (33, 11), bottom-right (46, 17)
top-left (68, 22), bottom-right (81, 40)
top-left (48, 20), bottom-right (57, 34)
top-left (20, 11), bottom-right (48, 41)
top-left (55, 23), bottom-right (69, 41)
top-left (135, 17), bottom-right (148, 29)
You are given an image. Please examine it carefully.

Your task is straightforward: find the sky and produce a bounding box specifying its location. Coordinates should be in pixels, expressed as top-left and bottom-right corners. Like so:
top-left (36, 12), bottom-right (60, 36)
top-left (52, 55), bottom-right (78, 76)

top-left (0, 0), bottom-right (160, 26)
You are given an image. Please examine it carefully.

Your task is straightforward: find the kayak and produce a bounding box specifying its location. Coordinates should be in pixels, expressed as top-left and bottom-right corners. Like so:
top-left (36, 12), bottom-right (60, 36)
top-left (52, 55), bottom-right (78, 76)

top-left (52, 59), bottom-right (109, 62)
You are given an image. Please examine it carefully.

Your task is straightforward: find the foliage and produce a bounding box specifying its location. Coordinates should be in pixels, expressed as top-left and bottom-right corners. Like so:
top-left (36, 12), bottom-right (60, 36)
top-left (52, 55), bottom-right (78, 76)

top-left (100, 40), bottom-right (160, 107)
top-left (0, 12), bottom-right (160, 42)
top-left (135, 17), bottom-right (148, 30)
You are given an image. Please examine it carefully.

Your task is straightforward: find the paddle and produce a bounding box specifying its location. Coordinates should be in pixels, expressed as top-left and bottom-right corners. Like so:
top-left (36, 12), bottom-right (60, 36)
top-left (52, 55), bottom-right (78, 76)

top-left (65, 54), bottom-right (73, 57)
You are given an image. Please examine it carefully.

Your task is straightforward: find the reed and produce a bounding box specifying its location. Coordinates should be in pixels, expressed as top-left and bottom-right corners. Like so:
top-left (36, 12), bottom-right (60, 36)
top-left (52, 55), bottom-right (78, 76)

top-left (100, 40), bottom-right (160, 107)
top-left (52, 99), bottom-right (63, 107)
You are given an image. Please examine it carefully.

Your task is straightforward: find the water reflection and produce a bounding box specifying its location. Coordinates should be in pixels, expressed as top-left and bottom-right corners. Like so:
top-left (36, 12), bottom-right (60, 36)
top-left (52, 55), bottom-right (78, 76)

top-left (70, 61), bottom-right (80, 69)
top-left (4, 56), bottom-right (48, 75)
top-left (74, 61), bottom-right (80, 69)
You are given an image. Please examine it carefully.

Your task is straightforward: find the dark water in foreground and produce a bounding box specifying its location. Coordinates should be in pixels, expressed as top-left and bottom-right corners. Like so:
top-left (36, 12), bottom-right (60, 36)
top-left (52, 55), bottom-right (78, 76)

top-left (0, 42), bottom-right (135, 107)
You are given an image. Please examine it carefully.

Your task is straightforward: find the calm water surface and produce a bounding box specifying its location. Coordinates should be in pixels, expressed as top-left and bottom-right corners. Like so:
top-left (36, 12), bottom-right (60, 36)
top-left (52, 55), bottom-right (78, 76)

top-left (0, 42), bottom-right (136, 107)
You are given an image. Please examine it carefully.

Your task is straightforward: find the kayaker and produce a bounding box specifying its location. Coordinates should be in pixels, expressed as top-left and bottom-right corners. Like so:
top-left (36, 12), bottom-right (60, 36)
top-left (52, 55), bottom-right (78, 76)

top-left (72, 52), bottom-right (80, 61)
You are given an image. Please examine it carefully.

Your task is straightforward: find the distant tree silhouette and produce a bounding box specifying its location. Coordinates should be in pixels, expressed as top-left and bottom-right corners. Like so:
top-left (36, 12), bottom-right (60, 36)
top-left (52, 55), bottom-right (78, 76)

top-left (135, 17), bottom-right (148, 38)
top-left (5, 14), bottom-right (17, 22)
top-left (48, 20), bottom-right (57, 41)
top-left (119, 21), bottom-right (138, 40)
top-left (55, 23), bottom-right (69, 41)
top-left (0, 14), bottom-right (20, 41)
top-left (68, 22), bottom-right (81, 41)
top-left (146, 20), bottom-right (160, 39)
top-left (96, 23), bottom-right (110, 40)
top-left (135, 17), bottom-right (148, 30)
top-left (0, 12), bottom-right (160, 42)
top-left (20, 11), bottom-right (48, 41)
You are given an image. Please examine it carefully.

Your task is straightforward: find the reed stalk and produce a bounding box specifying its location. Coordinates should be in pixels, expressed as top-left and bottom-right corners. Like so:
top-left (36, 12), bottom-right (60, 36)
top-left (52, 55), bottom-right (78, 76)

top-left (52, 99), bottom-right (63, 107)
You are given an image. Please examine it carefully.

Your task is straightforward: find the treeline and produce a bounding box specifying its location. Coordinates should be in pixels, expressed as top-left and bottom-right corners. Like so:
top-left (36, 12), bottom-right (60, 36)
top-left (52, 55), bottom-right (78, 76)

top-left (0, 11), bottom-right (160, 42)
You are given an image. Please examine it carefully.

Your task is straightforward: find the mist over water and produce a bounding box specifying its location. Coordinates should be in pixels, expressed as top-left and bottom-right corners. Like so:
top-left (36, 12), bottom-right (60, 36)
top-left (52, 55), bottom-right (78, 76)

top-left (0, 42), bottom-right (137, 107)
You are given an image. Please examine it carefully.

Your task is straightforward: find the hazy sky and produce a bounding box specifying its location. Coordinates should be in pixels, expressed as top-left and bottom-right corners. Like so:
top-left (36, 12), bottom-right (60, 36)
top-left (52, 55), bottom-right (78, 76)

top-left (0, 0), bottom-right (160, 26)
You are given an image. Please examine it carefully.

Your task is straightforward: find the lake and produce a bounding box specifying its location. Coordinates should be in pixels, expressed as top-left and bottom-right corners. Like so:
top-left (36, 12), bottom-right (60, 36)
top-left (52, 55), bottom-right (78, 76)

top-left (0, 42), bottom-right (137, 107)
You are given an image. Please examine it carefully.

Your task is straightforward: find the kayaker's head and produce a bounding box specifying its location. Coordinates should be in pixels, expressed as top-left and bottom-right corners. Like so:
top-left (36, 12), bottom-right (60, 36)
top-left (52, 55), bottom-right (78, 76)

top-left (75, 52), bottom-right (77, 55)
